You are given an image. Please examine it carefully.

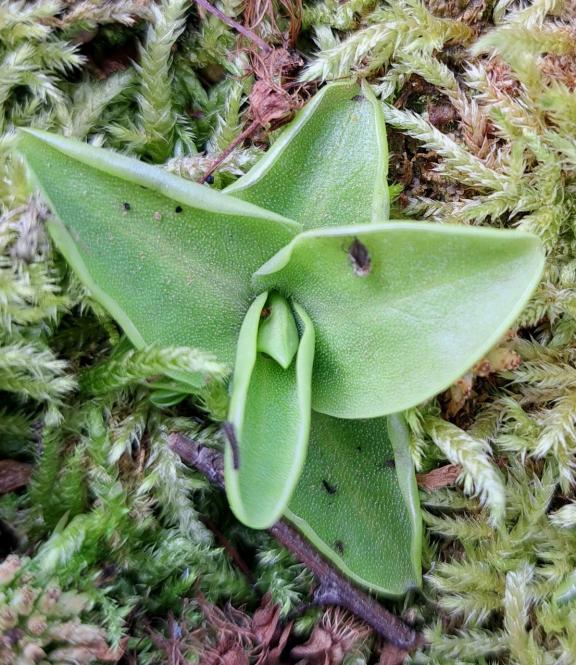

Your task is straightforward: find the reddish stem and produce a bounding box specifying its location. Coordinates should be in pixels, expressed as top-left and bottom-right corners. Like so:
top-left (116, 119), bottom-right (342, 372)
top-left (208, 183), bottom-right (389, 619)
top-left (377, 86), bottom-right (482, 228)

top-left (199, 120), bottom-right (260, 184)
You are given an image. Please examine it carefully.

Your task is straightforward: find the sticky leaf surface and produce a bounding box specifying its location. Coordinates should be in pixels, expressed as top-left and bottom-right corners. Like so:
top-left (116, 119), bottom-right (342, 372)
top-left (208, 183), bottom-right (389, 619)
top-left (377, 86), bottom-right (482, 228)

top-left (286, 413), bottom-right (421, 595)
top-left (255, 222), bottom-right (545, 418)
top-left (226, 81), bottom-right (389, 227)
top-left (17, 129), bottom-right (299, 366)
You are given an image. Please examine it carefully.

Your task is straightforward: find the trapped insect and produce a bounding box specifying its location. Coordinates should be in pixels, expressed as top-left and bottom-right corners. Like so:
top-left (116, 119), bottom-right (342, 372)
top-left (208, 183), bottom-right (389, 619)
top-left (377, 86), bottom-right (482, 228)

top-left (348, 238), bottom-right (372, 276)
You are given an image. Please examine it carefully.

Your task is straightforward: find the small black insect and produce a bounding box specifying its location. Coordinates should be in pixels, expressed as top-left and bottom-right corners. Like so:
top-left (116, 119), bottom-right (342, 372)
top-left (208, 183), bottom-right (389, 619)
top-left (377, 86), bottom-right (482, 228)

top-left (322, 479), bottom-right (337, 495)
top-left (334, 540), bottom-right (345, 556)
top-left (205, 175), bottom-right (215, 184)
top-left (382, 459), bottom-right (396, 470)
top-left (356, 445), bottom-right (362, 453)
top-left (352, 94), bottom-right (364, 102)
top-left (348, 238), bottom-right (372, 276)
top-left (175, 205), bottom-right (183, 213)
top-left (223, 421), bottom-right (240, 470)
top-left (122, 202), bottom-right (131, 211)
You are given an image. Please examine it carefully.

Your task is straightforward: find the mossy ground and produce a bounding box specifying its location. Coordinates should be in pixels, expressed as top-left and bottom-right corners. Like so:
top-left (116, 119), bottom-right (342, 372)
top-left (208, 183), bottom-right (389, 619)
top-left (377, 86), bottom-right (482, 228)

top-left (1, 0), bottom-right (576, 663)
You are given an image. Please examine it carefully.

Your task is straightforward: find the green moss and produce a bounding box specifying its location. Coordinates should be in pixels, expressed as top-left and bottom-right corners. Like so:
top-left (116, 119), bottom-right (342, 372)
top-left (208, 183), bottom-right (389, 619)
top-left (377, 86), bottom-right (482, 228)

top-left (2, 0), bottom-right (576, 662)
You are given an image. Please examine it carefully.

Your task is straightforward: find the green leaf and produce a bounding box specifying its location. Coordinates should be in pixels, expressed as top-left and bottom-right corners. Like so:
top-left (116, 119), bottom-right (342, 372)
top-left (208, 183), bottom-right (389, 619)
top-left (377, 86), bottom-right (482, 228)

top-left (226, 295), bottom-right (315, 529)
top-left (257, 292), bottom-right (300, 369)
top-left (148, 387), bottom-right (189, 408)
top-left (148, 376), bottom-right (206, 408)
top-left (225, 81), bottom-right (389, 228)
top-left (286, 412), bottom-right (422, 595)
top-left (255, 222), bottom-right (545, 418)
top-left (17, 129), bottom-right (300, 366)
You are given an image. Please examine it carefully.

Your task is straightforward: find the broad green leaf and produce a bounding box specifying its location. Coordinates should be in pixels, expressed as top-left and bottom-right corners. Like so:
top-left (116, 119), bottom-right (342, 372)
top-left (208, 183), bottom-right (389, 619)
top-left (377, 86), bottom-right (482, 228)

top-left (17, 129), bottom-right (300, 366)
top-left (286, 412), bottom-right (422, 595)
top-left (255, 222), bottom-right (545, 419)
top-left (226, 294), bottom-right (315, 529)
top-left (225, 81), bottom-right (389, 228)
top-left (257, 291), bottom-right (300, 369)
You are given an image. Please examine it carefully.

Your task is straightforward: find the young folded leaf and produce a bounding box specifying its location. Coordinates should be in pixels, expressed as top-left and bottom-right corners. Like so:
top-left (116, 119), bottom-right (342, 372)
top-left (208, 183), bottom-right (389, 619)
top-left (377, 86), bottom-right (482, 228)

top-left (226, 295), bottom-right (315, 528)
top-left (17, 129), bottom-right (300, 367)
top-left (286, 412), bottom-right (421, 595)
top-left (254, 222), bottom-right (545, 419)
top-left (226, 81), bottom-right (389, 227)
top-left (257, 292), bottom-right (300, 369)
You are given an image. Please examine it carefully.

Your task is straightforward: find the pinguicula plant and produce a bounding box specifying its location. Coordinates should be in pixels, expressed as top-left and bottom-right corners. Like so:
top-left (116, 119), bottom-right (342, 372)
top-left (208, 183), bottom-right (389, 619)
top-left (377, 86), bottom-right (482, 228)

top-left (16, 81), bottom-right (544, 597)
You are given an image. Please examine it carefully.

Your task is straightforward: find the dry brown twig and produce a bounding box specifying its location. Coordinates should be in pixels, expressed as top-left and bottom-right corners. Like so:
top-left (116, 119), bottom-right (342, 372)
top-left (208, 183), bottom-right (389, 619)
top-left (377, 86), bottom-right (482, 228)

top-left (169, 432), bottom-right (422, 652)
top-left (193, 0), bottom-right (307, 183)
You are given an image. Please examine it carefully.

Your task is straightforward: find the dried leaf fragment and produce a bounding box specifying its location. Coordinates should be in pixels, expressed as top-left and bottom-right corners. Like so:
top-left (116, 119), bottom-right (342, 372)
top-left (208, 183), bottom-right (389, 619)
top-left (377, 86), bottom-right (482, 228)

top-left (291, 607), bottom-right (371, 664)
top-left (416, 464), bottom-right (461, 491)
top-left (0, 460), bottom-right (33, 495)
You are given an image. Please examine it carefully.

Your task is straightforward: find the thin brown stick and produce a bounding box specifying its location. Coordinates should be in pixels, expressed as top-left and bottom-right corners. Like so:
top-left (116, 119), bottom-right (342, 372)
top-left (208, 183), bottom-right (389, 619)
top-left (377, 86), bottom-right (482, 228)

top-left (222, 421), bottom-right (241, 469)
top-left (193, 0), bottom-right (271, 54)
top-left (169, 432), bottom-right (422, 651)
top-left (201, 515), bottom-right (254, 582)
top-left (199, 120), bottom-right (259, 183)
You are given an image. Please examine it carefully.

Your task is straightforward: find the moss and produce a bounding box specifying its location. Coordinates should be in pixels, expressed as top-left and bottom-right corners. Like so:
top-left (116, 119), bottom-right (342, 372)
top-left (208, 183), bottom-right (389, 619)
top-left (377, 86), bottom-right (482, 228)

top-left (2, 0), bottom-right (576, 662)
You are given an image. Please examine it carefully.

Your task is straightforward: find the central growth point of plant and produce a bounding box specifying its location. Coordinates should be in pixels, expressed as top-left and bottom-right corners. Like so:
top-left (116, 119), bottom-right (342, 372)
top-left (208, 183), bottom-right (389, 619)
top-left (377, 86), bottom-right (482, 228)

top-left (17, 80), bottom-right (544, 596)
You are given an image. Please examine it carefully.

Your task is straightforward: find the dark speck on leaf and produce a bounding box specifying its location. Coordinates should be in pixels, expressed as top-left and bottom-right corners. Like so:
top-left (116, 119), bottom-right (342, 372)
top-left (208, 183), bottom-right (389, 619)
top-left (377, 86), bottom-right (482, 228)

top-left (260, 307), bottom-right (271, 319)
top-left (383, 459), bottom-right (396, 469)
top-left (356, 446), bottom-right (362, 452)
top-left (322, 479), bottom-right (337, 495)
top-left (348, 238), bottom-right (371, 276)
top-left (334, 540), bottom-right (345, 555)
top-left (122, 202), bottom-right (131, 211)
top-left (352, 95), bottom-right (364, 102)
top-left (175, 205), bottom-right (183, 213)
top-left (205, 175), bottom-right (214, 184)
